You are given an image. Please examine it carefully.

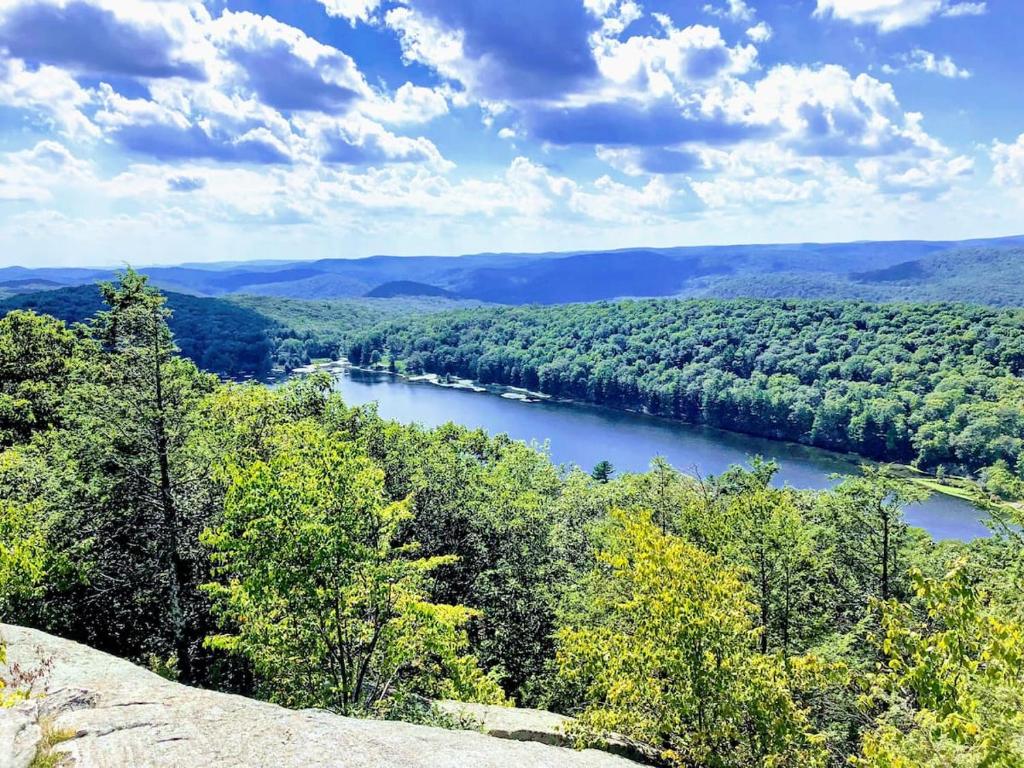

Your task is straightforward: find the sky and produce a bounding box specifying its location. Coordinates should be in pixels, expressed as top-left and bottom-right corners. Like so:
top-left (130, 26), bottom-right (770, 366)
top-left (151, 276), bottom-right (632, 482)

top-left (0, 0), bottom-right (1021, 266)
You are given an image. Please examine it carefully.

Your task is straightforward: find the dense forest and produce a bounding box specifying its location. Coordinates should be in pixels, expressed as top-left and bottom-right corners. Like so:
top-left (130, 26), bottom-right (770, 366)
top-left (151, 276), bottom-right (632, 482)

top-left (4, 272), bottom-right (1024, 767)
top-left (0, 284), bottom-right (278, 377)
top-left (349, 299), bottom-right (1024, 488)
top-left (0, 286), bottom-right (473, 378)
top-left (3, 239), bottom-right (1023, 306)
top-left (682, 247), bottom-right (1024, 307)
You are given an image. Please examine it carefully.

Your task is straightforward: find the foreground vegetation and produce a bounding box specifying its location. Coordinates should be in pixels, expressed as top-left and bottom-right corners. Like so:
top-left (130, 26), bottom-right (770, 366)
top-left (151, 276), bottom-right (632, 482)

top-left (4, 273), bottom-right (1024, 766)
top-left (350, 299), bottom-right (1024, 494)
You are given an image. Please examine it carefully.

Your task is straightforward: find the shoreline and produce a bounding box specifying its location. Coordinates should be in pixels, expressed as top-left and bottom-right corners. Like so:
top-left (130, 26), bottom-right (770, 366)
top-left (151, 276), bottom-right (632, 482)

top-left (296, 359), bottom-right (1005, 510)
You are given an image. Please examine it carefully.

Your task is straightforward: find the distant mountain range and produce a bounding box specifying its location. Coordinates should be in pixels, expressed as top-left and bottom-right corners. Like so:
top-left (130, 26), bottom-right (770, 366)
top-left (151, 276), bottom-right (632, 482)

top-left (2, 235), bottom-right (1023, 306)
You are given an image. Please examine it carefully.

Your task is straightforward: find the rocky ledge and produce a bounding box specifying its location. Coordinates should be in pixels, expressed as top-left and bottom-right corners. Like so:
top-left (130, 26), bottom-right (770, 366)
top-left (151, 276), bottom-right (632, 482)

top-left (1, 624), bottom-right (638, 768)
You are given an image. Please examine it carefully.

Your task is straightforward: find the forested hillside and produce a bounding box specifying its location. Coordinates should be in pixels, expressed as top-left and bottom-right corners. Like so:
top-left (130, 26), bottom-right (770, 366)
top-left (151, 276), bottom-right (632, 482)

top-left (1, 236), bottom-right (1021, 306)
top-left (682, 247), bottom-right (1024, 306)
top-left (0, 286), bottom-right (474, 377)
top-left (0, 283), bottom-right (278, 377)
top-left (4, 272), bottom-right (1024, 767)
top-left (350, 299), bottom-right (1024, 483)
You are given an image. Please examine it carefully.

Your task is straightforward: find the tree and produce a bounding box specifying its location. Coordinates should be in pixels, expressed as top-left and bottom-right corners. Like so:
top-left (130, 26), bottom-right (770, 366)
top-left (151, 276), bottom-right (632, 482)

top-left (202, 420), bottom-right (504, 714)
top-left (591, 460), bottom-right (614, 483)
top-left (854, 563), bottom-right (1024, 766)
top-left (0, 310), bottom-right (78, 448)
top-left (46, 271), bottom-right (216, 681)
top-left (0, 448), bottom-right (51, 706)
top-left (727, 482), bottom-right (822, 655)
top-left (557, 509), bottom-right (826, 767)
top-left (822, 468), bottom-right (928, 609)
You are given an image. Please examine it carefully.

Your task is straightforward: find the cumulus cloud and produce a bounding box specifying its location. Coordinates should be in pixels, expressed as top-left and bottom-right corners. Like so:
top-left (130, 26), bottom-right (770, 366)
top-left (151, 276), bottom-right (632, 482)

top-left (363, 82), bottom-right (449, 125)
top-left (814, 0), bottom-right (987, 31)
top-left (0, 140), bottom-right (92, 201)
top-left (0, 58), bottom-right (97, 138)
top-left (0, 0), bottom-right (1001, 255)
top-left (746, 22), bottom-right (773, 42)
top-left (309, 114), bottom-right (450, 168)
top-left (992, 134), bottom-right (1024, 187)
top-left (897, 48), bottom-right (971, 78)
top-left (703, 0), bottom-right (756, 22)
top-left (710, 65), bottom-right (940, 158)
top-left (856, 153), bottom-right (973, 198)
top-left (592, 20), bottom-right (759, 91)
top-left (0, 0), bottom-right (210, 79)
top-left (385, 0), bottom-right (601, 100)
top-left (208, 11), bottom-right (370, 114)
top-left (596, 146), bottom-right (704, 175)
top-left (314, 0), bottom-right (382, 25)
top-left (570, 175), bottom-right (674, 222)
top-left (0, 1), bottom-right (451, 170)
top-left (94, 83), bottom-right (297, 164)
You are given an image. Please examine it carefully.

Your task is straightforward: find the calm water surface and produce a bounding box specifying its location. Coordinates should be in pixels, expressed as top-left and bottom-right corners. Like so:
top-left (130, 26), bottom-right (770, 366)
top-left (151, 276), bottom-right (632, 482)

top-left (330, 369), bottom-right (990, 541)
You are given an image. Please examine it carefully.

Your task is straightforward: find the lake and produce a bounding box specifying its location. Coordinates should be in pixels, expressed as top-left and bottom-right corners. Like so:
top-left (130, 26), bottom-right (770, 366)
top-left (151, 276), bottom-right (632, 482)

top-left (329, 368), bottom-right (991, 541)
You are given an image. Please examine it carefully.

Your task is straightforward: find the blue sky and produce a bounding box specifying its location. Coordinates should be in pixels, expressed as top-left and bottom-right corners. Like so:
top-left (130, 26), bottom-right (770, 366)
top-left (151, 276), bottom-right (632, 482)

top-left (0, 0), bottom-right (1021, 266)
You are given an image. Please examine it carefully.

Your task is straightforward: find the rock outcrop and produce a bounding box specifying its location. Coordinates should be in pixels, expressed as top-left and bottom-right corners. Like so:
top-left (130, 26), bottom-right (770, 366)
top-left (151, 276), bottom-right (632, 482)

top-left (0, 624), bottom-right (639, 768)
top-left (434, 701), bottom-right (657, 765)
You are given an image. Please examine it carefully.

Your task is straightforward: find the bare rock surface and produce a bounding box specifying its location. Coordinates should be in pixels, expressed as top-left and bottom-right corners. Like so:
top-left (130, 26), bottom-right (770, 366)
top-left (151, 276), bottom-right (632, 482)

top-left (0, 624), bottom-right (638, 768)
top-left (434, 700), bottom-right (657, 765)
top-left (435, 699), bottom-right (575, 746)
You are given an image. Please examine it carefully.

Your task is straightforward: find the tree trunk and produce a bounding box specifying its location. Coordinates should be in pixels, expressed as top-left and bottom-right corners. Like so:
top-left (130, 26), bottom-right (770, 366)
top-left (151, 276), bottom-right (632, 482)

top-left (153, 319), bottom-right (191, 683)
top-left (759, 550), bottom-right (769, 654)
top-left (880, 507), bottom-right (890, 601)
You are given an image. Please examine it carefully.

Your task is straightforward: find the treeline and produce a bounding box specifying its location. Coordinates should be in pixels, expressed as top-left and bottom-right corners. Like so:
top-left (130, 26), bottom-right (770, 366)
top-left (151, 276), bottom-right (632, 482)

top-left (226, 294), bottom-right (475, 373)
top-left (349, 299), bottom-right (1024, 481)
top-left (0, 285), bottom-right (478, 379)
top-left (4, 273), bottom-right (1024, 766)
top-left (0, 284), bottom-right (277, 378)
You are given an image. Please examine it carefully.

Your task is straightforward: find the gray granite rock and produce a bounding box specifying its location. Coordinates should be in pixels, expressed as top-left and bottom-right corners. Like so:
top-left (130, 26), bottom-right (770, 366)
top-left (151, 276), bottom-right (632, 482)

top-left (0, 624), bottom-right (640, 768)
top-left (0, 699), bottom-right (40, 768)
top-left (434, 700), bottom-right (657, 765)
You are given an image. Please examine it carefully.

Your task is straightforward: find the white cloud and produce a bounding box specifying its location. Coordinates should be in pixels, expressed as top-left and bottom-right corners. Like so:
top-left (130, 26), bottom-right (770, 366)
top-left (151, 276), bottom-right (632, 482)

top-left (593, 22), bottom-right (758, 99)
top-left (903, 48), bottom-right (971, 78)
top-left (0, 0), bottom-right (215, 78)
top-left (570, 175), bottom-right (674, 222)
top-left (856, 153), bottom-right (973, 198)
top-left (942, 2), bottom-right (987, 17)
top-left (586, 0), bottom-right (644, 36)
top-left (992, 134), bottom-right (1024, 187)
top-left (207, 10), bottom-right (373, 113)
top-left (746, 22), bottom-right (773, 42)
top-left (314, 0), bottom-right (382, 25)
top-left (687, 144), bottom-right (863, 209)
top-left (0, 140), bottom-right (92, 202)
top-left (0, 59), bottom-right (97, 138)
top-left (0, 4), bottom-right (451, 171)
top-left (302, 113), bottom-right (452, 169)
top-left (709, 65), bottom-right (938, 157)
top-left (814, 0), bottom-right (986, 31)
top-left (384, 7), bottom-right (468, 88)
top-left (703, 0), bottom-right (757, 22)
top-left (364, 82), bottom-right (449, 125)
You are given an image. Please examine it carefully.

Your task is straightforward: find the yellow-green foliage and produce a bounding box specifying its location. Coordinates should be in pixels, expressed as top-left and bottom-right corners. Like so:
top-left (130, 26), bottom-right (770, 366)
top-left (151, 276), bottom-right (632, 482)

top-left (854, 563), bottom-right (1024, 766)
top-left (1, 449), bottom-right (50, 707)
top-left (556, 509), bottom-right (827, 768)
top-left (202, 420), bottom-right (505, 715)
top-left (0, 450), bottom-right (49, 611)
